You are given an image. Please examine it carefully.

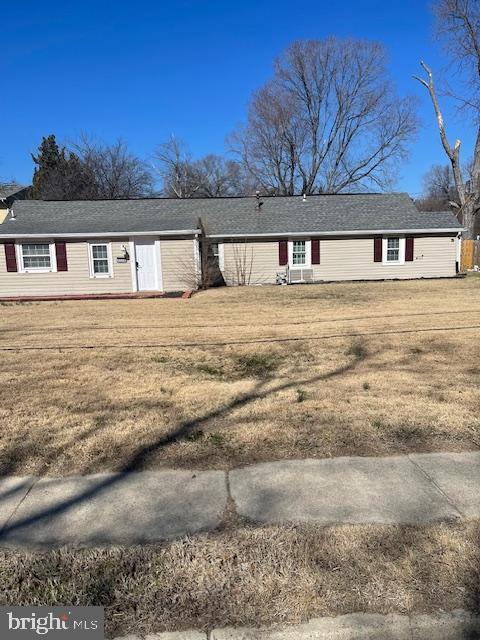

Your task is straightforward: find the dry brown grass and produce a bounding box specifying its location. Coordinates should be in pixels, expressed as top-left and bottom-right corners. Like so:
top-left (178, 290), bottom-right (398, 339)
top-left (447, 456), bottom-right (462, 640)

top-left (1, 276), bottom-right (480, 475)
top-left (1, 521), bottom-right (480, 636)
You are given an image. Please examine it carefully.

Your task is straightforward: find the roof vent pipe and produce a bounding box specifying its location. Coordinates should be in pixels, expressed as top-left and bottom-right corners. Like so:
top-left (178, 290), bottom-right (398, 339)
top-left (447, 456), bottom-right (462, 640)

top-left (8, 207), bottom-right (15, 220)
top-left (302, 193), bottom-right (307, 202)
top-left (255, 190), bottom-right (264, 211)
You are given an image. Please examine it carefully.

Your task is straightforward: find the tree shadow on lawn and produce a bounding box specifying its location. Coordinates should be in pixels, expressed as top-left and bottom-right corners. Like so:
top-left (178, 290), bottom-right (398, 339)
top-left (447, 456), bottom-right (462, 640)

top-left (0, 411), bottom-right (117, 476)
top-left (0, 343), bottom-right (369, 539)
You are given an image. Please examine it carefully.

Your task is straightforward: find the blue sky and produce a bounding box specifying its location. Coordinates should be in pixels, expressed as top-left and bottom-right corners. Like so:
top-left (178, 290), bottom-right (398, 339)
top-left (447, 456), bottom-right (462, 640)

top-left (1, 0), bottom-right (473, 197)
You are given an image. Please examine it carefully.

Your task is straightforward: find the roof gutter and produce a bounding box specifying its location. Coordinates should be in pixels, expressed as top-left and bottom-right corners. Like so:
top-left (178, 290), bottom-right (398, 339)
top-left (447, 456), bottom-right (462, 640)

top-left (0, 229), bottom-right (202, 239)
top-left (206, 228), bottom-right (463, 238)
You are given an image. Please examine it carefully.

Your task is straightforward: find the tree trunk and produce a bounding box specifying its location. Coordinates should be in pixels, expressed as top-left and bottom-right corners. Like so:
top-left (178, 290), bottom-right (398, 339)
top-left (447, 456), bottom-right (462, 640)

top-left (461, 200), bottom-right (477, 240)
top-left (414, 62), bottom-right (479, 239)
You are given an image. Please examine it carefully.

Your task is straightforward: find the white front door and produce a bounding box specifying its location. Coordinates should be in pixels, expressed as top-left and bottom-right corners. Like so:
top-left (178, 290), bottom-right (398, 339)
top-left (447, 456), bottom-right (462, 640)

top-left (135, 238), bottom-right (158, 291)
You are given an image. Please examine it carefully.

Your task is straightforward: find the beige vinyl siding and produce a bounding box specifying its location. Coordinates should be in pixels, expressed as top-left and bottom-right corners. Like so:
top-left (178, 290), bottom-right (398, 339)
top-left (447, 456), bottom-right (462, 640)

top-left (0, 240), bottom-right (132, 296)
top-left (222, 241), bottom-right (279, 285)
top-left (312, 235), bottom-right (457, 280)
top-left (219, 235), bottom-right (457, 285)
top-left (0, 236), bottom-right (197, 297)
top-left (160, 237), bottom-right (196, 292)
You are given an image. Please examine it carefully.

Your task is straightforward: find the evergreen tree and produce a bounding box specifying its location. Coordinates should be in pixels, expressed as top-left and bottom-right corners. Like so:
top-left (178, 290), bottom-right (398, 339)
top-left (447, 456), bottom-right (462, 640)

top-left (31, 134), bottom-right (94, 200)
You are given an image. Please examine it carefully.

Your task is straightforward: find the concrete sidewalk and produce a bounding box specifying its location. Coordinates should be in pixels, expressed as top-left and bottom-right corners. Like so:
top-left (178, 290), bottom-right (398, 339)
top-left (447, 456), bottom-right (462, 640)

top-left (1, 451), bottom-right (480, 548)
top-left (113, 610), bottom-right (480, 639)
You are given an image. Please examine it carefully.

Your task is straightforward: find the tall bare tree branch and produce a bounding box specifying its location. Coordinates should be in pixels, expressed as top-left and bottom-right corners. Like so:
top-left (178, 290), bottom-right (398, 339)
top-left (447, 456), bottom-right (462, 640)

top-left (413, 61), bottom-right (466, 204)
top-left (414, 0), bottom-right (480, 239)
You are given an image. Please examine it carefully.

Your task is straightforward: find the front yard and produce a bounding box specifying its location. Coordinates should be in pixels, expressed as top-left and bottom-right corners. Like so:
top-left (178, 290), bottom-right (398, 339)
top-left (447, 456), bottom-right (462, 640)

top-left (2, 276), bottom-right (480, 636)
top-left (1, 275), bottom-right (479, 475)
top-left (2, 521), bottom-right (480, 636)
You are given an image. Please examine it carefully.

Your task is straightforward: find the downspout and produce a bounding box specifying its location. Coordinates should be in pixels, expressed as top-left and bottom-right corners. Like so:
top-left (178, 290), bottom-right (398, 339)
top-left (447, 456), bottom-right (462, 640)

top-left (196, 217), bottom-right (206, 289)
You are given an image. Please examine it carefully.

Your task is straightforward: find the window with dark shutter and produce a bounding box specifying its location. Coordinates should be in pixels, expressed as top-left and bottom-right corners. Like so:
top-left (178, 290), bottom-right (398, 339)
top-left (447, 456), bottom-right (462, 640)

top-left (279, 240), bottom-right (288, 266)
top-left (4, 243), bottom-right (18, 272)
top-left (311, 239), bottom-right (320, 264)
top-left (55, 242), bottom-right (68, 271)
top-left (405, 236), bottom-right (414, 261)
top-left (373, 237), bottom-right (382, 262)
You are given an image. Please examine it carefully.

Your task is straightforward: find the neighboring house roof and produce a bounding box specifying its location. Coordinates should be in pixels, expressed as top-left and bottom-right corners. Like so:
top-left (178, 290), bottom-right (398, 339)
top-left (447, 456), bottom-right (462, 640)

top-left (0, 183), bottom-right (28, 202)
top-left (0, 193), bottom-right (462, 238)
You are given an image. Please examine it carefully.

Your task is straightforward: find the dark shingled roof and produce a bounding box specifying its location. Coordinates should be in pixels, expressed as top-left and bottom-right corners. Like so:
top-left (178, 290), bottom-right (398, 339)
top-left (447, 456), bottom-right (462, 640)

top-left (1, 193), bottom-right (462, 237)
top-left (0, 183), bottom-right (28, 201)
top-left (200, 193), bottom-right (462, 235)
top-left (2, 199), bottom-right (200, 235)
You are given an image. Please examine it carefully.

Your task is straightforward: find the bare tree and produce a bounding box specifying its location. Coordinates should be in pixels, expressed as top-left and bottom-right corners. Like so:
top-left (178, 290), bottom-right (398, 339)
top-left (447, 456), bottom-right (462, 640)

top-left (414, 0), bottom-right (480, 238)
top-left (230, 84), bottom-right (302, 196)
top-left (221, 241), bottom-right (254, 286)
top-left (416, 164), bottom-right (458, 210)
top-left (194, 155), bottom-right (255, 197)
top-left (153, 137), bottom-right (202, 198)
top-left (435, 0), bottom-right (480, 114)
top-left (153, 137), bottom-right (254, 197)
top-left (230, 38), bottom-right (418, 195)
top-left (76, 137), bottom-right (154, 199)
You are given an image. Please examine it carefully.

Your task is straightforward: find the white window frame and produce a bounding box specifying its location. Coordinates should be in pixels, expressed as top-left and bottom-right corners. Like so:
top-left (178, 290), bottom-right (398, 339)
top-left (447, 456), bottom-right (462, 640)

top-left (88, 241), bottom-right (113, 278)
top-left (209, 241), bottom-right (224, 271)
top-left (288, 239), bottom-right (311, 268)
top-left (16, 241), bottom-right (57, 273)
top-left (382, 236), bottom-right (405, 265)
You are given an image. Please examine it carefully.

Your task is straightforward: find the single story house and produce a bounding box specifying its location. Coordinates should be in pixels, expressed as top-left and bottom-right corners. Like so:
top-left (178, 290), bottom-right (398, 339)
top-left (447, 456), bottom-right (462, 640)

top-left (0, 193), bottom-right (462, 297)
